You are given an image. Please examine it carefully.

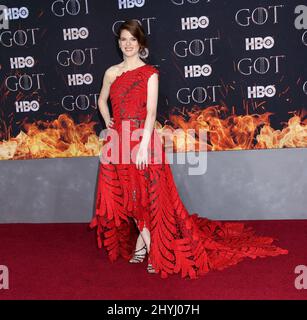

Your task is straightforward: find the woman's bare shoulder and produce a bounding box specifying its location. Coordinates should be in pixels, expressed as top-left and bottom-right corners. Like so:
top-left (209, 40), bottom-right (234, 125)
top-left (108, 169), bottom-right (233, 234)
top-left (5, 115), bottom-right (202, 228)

top-left (105, 63), bottom-right (124, 76)
top-left (104, 64), bottom-right (122, 85)
top-left (104, 65), bottom-right (115, 77)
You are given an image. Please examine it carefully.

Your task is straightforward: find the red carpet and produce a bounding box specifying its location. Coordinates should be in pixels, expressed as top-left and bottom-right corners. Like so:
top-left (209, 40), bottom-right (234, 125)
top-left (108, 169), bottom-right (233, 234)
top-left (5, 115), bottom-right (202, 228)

top-left (0, 220), bottom-right (306, 300)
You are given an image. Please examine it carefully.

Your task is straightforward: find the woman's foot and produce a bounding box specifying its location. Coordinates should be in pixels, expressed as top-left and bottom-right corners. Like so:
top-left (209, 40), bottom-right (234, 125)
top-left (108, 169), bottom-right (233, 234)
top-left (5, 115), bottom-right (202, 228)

top-left (147, 257), bottom-right (157, 274)
top-left (147, 263), bottom-right (156, 273)
top-left (129, 245), bottom-right (147, 263)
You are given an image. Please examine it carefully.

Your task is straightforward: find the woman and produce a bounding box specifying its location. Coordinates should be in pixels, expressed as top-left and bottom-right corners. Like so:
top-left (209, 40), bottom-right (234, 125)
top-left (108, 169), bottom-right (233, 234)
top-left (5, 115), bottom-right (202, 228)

top-left (90, 20), bottom-right (288, 279)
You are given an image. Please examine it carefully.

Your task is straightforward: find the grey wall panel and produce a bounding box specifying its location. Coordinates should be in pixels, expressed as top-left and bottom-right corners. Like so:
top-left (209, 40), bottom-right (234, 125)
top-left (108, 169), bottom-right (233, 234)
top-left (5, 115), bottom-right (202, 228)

top-left (0, 148), bottom-right (306, 223)
top-left (170, 148), bottom-right (307, 220)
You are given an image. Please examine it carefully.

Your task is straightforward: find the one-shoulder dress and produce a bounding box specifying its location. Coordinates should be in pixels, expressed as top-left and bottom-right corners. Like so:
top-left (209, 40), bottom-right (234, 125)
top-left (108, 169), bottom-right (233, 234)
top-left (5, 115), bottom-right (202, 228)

top-left (90, 64), bottom-right (288, 279)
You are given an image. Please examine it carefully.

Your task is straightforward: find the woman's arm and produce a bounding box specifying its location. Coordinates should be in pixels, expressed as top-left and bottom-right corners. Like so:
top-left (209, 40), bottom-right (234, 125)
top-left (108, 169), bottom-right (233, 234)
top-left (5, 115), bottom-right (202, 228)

top-left (97, 68), bottom-right (114, 129)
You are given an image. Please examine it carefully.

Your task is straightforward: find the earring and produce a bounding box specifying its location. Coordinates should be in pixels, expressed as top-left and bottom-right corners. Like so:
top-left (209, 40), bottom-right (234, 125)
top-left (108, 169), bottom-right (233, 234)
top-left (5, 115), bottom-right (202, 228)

top-left (138, 47), bottom-right (149, 59)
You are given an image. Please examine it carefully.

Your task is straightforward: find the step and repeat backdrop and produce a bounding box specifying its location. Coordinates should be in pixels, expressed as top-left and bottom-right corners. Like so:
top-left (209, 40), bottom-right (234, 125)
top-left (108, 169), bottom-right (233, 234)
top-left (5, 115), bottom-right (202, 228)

top-left (0, 0), bottom-right (306, 160)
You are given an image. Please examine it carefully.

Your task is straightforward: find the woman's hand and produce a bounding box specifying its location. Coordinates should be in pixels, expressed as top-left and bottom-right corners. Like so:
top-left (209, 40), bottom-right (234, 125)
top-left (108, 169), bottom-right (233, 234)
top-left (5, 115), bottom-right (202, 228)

top-left (135, 143), bottom-right (149, 170)
top-left (106, 117), bottom-right (114, 129)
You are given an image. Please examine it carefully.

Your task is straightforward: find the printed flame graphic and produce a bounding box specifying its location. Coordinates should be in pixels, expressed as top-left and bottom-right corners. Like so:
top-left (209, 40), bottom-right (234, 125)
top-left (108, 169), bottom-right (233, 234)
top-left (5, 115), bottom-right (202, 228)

top-left (0, 114), bottom-right (101, 160)
top-left (156, 106), bottom-right (307, 152)
top-left (0, 107), bottom-right (306, 160)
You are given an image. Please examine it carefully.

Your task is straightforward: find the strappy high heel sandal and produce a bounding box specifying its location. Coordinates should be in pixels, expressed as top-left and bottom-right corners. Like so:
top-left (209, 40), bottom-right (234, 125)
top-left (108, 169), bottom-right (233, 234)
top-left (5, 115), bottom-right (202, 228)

top-left (129, 245), bottom-right (147, 263)
top-left (147, 257), bottom-right (157, 274)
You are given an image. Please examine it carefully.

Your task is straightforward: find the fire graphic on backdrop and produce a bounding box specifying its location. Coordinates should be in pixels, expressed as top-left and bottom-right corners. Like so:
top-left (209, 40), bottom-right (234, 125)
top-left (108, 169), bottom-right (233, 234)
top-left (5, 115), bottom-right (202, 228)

top-left (0, 106), bottom-right (306, 160)
top-left (1, 2), bottom-right (307, 160)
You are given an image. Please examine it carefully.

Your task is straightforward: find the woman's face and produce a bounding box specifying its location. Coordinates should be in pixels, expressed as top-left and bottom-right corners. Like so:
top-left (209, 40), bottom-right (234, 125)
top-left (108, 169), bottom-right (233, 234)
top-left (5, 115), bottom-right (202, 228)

top-left (118, 29), bottom-right (140, 57)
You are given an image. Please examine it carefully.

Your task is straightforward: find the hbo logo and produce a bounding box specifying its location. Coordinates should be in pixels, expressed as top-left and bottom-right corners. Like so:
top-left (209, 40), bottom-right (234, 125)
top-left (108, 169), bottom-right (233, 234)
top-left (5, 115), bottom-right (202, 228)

top-left (185, 64), bottom-right (212, 78)
top-left (63, 27), bottom-right (89, 40)
top-left (3, 7), bottom-right (29, 20)
top-left (10, 56), bottom-right (34, 69)
top-left (118, 0), bottom-right (145, 10)
top-left (181, 16), bottom-right (209, 30)
top-left (245, 36), bottom-right (274, 50)
top-left (15, 100), bottom-right (40, 112)
top-left (68, 73), bottom-right (93, 86)
top-left (247, 85), bottom-right (276, 98)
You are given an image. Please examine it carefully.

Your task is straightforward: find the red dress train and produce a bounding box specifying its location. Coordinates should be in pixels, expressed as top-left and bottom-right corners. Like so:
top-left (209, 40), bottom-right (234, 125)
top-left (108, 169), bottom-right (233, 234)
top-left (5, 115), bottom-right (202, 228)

top-left (90, 64), bottom-right (288, 279)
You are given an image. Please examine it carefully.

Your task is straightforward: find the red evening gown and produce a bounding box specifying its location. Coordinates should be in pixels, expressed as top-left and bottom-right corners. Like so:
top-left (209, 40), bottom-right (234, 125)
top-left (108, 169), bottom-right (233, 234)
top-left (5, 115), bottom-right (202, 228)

top-left (90, 64), bottom-right (288, 279)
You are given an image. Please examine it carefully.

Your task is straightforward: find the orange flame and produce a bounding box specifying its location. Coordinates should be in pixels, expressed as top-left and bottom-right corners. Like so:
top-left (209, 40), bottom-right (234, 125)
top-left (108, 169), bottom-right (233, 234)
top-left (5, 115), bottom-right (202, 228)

top-left (0, 114), bottom-right (102, 160)
top-left (156, 106), bottom-right (307, 152)
top-left (0, 107), bottom-right (306, 160)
